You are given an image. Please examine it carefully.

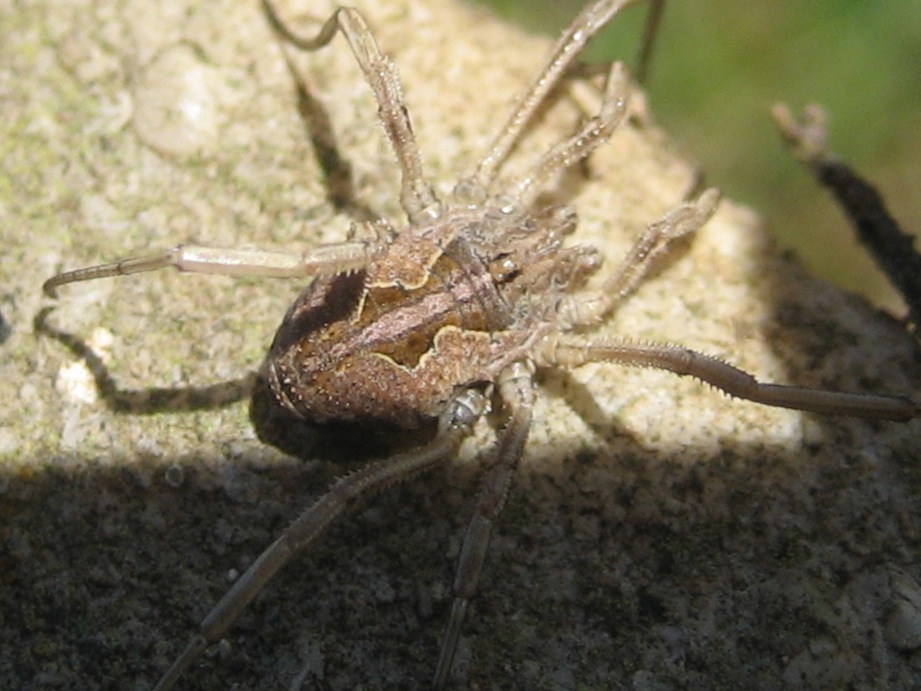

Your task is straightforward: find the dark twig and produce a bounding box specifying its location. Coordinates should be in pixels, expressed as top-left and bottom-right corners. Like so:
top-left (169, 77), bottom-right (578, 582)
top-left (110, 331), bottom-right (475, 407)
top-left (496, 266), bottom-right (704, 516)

top-left (773, 104), bottom-right (921, 331)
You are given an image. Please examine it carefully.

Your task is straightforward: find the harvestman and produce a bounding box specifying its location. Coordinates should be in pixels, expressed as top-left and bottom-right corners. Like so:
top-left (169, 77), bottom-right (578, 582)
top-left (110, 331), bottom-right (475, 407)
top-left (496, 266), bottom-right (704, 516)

top-left (41, 0), bottom-right (919, 687)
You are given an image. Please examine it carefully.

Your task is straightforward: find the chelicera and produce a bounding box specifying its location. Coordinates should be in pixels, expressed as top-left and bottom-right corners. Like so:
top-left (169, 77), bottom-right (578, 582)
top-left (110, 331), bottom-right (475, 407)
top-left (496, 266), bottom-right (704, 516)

top-left (42, 0), bottom-right (919, 688)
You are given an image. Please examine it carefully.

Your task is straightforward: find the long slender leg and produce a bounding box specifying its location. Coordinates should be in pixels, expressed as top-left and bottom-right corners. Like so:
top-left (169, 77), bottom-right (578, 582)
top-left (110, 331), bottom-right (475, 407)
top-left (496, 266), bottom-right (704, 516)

top-left (455, 0), bottom-right (642, 203)
top-left (433, 361), bottom-right (536, 689)
top-left (505, 62), bottom-right (630, 205)
top-left (42, 241), bottom-right (374, 296)
top-left (262, 1), bottom-right (441, 223)
top-left (152, 388), bottom-right (487, 691)
top-left (536, 336), bottom-right (919, 421)
top-left (635, 0), bottom-right (667, 84)
top-left (557, 188), bottom-right (720, 327)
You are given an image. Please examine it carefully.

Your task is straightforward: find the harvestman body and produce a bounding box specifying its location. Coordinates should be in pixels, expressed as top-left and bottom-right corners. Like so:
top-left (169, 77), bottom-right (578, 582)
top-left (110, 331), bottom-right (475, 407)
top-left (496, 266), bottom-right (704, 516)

top-left (42, 0), bottom-right (919, 687)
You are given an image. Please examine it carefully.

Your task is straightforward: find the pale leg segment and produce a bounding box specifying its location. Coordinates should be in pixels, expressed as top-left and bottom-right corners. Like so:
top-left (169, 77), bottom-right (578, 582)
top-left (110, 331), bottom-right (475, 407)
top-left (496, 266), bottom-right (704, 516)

top-left (42, 242), bottom-right (373, 297)
top-left (433, 361), bottom-right (536, 689)
top-left (152, 388), bottom-right (488, 691)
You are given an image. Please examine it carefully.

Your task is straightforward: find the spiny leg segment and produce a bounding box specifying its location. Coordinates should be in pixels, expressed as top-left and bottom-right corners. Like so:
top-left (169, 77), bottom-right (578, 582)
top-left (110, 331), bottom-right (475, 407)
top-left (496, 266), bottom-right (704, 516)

top-left (535, 336), bottom-right (919, 421)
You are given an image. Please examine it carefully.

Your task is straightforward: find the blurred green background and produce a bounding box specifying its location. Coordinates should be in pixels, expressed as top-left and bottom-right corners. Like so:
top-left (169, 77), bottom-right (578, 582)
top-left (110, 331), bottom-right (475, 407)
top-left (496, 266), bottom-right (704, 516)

top-left (474, 0), bottom-right (921, 312)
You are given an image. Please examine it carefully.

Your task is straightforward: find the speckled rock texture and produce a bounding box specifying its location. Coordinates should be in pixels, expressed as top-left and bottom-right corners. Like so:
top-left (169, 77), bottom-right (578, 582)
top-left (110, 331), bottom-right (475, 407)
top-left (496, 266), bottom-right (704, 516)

top-left (3, 1), bottom-right (920, 689)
